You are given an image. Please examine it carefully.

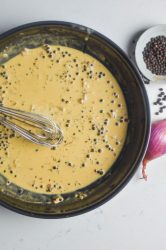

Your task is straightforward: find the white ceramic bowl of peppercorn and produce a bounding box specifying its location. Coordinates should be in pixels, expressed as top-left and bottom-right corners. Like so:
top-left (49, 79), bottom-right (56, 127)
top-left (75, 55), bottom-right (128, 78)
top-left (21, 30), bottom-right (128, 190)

top-left (135, 24), bottom-right (166, 81)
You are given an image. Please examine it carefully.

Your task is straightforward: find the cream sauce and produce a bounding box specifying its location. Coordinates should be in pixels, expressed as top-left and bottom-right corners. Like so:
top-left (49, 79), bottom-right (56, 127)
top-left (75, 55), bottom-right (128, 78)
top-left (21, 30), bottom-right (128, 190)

top-left (0, 45), bottom-right (128, 194)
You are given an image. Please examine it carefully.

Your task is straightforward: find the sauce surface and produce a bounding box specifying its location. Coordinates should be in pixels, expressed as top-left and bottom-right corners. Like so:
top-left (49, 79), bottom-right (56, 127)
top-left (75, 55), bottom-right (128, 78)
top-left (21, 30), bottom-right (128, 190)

top-left (0, 45), bottom-right (128, 194)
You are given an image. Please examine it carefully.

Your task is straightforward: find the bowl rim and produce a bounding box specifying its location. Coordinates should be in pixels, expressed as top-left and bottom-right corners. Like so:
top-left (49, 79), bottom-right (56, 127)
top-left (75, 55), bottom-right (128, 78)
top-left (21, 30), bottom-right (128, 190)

top-left (0, 20), bottom-right (151, 218)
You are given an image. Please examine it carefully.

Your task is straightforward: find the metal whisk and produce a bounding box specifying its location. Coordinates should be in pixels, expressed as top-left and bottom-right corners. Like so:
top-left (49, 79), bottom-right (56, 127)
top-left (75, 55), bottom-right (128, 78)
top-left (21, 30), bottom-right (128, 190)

top-left (0, 106), bottom-right (63, 147)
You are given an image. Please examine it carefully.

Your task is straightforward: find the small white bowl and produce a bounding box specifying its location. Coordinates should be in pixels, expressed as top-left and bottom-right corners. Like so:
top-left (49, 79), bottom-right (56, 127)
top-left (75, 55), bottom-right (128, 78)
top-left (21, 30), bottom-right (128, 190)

top-left (135, 24), bottom-right (166, 81)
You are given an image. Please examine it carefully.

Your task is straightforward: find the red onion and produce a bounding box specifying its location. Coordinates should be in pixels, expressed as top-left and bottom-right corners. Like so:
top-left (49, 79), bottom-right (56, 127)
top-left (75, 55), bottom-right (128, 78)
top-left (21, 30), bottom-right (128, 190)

top-left (142, 120), bottom-right (166, 180)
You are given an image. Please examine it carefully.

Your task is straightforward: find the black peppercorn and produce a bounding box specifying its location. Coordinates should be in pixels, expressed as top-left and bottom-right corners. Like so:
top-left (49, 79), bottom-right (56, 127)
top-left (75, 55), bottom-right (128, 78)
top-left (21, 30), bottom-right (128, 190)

top-left (143, 36), bottom-right (166, 75)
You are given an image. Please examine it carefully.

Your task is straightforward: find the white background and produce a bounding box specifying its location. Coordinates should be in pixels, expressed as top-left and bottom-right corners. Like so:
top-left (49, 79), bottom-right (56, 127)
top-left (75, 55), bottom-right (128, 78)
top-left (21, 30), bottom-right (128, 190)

top-left (0, 0), bottom-right (166, 250)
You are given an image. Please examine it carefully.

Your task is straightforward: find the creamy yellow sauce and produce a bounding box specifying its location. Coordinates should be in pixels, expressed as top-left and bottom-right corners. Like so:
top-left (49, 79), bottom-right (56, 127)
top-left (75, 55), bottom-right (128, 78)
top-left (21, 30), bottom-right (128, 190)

top-left (0, 45), bottom-right (128, 194)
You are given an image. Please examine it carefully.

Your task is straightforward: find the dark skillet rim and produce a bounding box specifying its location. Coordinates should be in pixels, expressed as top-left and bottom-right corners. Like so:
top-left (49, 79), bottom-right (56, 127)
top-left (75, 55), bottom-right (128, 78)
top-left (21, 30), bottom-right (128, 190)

top-left (0, 21), bottom-right (151, 218)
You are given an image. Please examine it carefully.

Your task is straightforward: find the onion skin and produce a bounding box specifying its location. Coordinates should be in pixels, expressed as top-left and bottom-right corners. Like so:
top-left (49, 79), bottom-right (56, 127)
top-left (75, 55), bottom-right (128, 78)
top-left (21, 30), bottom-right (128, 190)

top-left (142, 120), bottom-right (166, 180)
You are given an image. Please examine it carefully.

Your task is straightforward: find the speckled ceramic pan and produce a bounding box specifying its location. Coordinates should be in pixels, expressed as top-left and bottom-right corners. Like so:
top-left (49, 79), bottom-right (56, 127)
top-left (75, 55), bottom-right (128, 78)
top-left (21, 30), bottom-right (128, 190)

top-left (0, 21), bottom-right (150, 218)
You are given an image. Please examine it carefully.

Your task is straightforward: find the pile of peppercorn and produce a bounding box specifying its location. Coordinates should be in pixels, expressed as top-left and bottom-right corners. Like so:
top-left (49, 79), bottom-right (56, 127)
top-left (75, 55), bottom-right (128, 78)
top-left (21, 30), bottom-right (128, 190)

top-left (153, 88), bottom-right (166, 115)
top-left (143, 36), bottom-right (166, 76)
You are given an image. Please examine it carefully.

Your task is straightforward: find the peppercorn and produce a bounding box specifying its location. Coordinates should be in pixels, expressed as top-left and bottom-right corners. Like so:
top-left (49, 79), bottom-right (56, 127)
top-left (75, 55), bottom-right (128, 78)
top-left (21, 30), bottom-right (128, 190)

top-left (143, 36), bottom-right (166, 75)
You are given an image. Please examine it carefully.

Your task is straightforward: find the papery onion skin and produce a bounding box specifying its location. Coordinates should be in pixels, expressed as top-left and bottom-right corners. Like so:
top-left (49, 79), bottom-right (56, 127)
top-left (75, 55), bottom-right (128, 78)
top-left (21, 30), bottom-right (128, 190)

top-left (142, 120), bottom-right (166, 181)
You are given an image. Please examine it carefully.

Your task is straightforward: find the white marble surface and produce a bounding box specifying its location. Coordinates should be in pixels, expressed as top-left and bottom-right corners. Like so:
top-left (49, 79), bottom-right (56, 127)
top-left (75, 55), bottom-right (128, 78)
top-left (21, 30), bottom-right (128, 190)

top-left (0, 0), bottom-right (166, 249)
